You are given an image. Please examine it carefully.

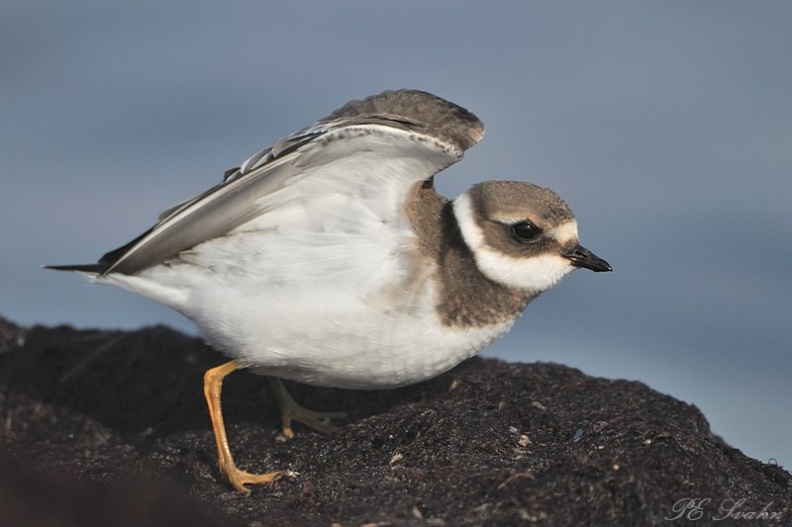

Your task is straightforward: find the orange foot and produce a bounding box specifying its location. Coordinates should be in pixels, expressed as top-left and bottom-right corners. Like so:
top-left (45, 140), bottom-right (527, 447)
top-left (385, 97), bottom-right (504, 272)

top-left (204, 360), bottom-right (287, 494)
top-left (267, 376), bottom-right (349, 438)
top-left (220, 462), bottom-right (284, 494)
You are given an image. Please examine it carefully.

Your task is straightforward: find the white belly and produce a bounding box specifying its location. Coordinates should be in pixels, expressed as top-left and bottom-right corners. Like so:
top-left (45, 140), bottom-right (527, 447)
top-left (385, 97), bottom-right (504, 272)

top-left (186, 277), bottom-right (517, 389)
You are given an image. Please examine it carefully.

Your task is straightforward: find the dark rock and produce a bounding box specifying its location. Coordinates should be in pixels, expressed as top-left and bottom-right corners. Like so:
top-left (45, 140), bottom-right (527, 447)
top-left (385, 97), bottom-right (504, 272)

top-left (0, 316), bottom-right (789, 526)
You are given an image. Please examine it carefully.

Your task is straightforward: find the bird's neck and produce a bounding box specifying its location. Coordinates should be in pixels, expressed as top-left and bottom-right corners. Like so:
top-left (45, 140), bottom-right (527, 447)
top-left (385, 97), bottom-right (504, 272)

top-left (405, 181), bottom-right (538, 328)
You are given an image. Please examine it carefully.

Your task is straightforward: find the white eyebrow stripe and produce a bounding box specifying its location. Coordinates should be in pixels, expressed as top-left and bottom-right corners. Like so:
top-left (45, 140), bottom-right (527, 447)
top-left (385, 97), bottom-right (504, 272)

top-left (548, 220), bottom-right (578, 245)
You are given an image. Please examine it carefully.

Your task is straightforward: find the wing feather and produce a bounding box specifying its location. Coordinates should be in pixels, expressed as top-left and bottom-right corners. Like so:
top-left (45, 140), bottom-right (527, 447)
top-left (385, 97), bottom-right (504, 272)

top-left (101, 90), bottom-right (484, 275)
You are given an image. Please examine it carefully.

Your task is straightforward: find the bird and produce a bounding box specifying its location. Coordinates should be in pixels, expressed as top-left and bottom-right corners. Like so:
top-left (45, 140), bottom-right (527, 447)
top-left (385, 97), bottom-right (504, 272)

top-left (48, 89), bottom-right (611, 493)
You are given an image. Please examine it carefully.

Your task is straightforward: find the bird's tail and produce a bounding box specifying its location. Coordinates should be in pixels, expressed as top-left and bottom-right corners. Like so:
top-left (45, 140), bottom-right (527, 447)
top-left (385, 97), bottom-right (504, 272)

top-left (44, 264), bottom-right (108, 275)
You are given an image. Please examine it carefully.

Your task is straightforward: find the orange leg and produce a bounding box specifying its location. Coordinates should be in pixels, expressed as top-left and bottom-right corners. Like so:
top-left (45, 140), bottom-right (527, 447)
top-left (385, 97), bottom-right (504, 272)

top-left (204, 360), bottom-right (283, 493)
top-left (266, 376), bottom-right (348, 438)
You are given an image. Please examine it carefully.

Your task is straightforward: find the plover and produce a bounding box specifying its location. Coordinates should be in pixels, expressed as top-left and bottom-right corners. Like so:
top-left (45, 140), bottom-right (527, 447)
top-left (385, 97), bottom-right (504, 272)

top-left (49, 89), bottom-right (611, 493)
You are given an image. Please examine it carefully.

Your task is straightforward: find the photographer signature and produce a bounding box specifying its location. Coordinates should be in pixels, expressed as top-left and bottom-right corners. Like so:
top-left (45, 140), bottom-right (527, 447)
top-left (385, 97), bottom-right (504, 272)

top-left (666, 498), bottom-right (784, 521)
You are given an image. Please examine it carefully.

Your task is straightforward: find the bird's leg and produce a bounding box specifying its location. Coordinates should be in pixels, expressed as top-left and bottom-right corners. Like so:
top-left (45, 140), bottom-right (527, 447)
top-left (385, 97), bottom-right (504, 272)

top-left (204, 360), bottom-right (283, 493)
top-left (266, 376), bottom-right (348, 438)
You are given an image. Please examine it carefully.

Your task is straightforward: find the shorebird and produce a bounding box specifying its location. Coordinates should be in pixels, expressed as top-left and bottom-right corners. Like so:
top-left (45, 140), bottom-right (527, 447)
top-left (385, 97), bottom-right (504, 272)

top-left (49, 89), bottom-right (611, 492)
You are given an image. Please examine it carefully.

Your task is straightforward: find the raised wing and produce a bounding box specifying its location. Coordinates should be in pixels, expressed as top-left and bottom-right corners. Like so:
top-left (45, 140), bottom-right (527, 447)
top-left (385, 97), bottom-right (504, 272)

top-left (98, 90), bottom-right (484, 275)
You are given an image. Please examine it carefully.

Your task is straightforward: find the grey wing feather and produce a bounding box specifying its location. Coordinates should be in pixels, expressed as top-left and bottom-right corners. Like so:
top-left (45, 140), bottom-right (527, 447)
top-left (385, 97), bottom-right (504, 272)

top-left (98, 89), bottom-right (484, 275)
top-left (103, 155), bottom-right (299, 274)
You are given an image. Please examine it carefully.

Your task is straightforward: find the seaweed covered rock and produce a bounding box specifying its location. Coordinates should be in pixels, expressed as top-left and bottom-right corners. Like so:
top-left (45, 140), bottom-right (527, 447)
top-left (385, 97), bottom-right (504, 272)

top-left (0, 317), bottom-right (789, 526)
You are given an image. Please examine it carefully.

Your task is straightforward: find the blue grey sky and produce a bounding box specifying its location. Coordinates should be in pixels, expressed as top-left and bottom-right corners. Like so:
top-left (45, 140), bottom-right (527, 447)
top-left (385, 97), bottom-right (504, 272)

top-left (3, 2), bottom-right (790, 469)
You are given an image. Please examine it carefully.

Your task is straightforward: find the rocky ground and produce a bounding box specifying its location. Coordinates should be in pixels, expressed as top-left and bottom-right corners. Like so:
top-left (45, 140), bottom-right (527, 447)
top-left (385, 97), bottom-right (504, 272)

top-left (0, 316), bottom-right (789, 526)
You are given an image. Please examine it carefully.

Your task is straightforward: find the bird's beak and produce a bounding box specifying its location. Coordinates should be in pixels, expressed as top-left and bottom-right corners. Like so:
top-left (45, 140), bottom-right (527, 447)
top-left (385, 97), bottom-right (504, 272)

top-left (565, 244), bottom-right (612, 272)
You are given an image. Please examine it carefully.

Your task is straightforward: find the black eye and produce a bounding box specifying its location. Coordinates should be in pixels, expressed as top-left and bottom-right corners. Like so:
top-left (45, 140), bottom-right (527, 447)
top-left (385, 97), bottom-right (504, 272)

top-left (511, 221), bottom-right (541, 241)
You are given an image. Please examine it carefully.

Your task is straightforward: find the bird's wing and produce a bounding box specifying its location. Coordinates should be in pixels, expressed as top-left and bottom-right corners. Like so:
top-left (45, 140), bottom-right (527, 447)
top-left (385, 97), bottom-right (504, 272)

top-left (98, 90), bottom-right (484, 275)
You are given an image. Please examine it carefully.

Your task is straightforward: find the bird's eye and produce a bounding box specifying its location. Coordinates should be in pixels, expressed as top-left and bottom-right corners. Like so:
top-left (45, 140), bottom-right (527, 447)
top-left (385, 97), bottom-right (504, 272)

top-left (511, 221), bottom-right (541, 241)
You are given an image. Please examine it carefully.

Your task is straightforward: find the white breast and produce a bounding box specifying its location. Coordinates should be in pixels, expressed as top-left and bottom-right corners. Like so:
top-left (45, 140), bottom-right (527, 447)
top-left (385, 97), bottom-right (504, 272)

top-left (186, 265), bottom-right (517, 389)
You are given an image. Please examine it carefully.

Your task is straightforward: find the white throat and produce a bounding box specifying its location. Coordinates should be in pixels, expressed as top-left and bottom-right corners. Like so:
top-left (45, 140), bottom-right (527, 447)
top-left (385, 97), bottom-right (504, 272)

top-left (452, 193), bottom-right (577, 292)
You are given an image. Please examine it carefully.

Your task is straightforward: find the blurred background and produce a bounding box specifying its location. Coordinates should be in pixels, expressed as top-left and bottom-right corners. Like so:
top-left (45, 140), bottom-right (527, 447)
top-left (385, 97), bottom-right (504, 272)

top-left (3, 2), bottom-right (790, 468)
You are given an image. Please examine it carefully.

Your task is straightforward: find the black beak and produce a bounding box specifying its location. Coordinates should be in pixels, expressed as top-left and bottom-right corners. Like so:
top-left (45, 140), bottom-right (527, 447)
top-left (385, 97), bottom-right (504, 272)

top-left (565, 244), bottom-right (612, 273)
